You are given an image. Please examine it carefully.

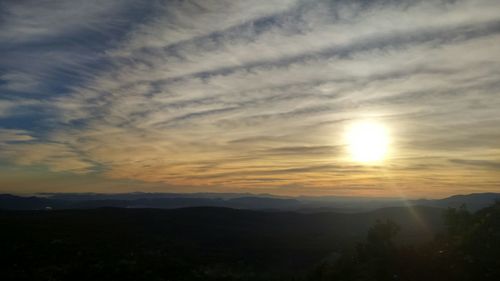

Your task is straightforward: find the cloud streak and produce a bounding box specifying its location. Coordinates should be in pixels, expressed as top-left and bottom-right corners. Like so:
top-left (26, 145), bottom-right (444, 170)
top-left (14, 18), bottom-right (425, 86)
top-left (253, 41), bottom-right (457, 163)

top-left (1, 0), bottom-right (500, 196)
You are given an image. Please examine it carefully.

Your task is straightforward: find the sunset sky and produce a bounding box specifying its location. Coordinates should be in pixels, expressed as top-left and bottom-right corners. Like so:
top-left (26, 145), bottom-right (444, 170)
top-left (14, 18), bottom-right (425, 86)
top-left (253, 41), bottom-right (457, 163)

top-left (1, 0), bottom-right (500, 197)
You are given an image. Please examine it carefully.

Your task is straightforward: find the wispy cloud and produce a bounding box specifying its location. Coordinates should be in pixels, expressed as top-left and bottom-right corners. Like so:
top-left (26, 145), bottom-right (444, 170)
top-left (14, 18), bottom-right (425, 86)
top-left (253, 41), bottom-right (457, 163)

top-left (0, 129), bottom-right (35, 142)
top-left (0, 72), bottom-right (41, 92)
top-left (0, 0), bottom-right (133, 43)
top-left (1, 0), bottom-right (500, 196)
top-left (450, 159), bottom-right (500, 170)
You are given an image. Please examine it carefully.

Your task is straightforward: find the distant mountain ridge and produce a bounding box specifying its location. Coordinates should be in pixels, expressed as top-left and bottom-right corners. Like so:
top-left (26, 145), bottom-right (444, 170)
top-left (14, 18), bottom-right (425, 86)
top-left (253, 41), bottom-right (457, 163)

top-left (411, 192), bottom-right (500, 211)
top-left (38, 192), bottom-right (288, 200)
top-left (1, 192), bottom-right (499, 212)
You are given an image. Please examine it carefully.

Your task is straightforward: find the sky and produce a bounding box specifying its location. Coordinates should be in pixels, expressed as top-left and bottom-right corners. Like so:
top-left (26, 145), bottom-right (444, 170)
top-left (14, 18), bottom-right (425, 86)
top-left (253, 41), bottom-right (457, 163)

top-left (1, 0), bottom-right (500, 197)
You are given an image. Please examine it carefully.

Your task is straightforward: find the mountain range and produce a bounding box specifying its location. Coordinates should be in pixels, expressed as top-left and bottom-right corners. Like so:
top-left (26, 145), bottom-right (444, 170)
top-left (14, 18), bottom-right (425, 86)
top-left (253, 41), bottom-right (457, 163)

top-left (1, 192), bottom-right (499, 212)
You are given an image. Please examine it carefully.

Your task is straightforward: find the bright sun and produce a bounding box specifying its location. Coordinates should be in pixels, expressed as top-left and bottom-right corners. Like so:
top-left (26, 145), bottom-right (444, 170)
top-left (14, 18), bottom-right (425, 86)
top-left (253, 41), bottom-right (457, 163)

top-left (346, 120), bottom-right (390, 163)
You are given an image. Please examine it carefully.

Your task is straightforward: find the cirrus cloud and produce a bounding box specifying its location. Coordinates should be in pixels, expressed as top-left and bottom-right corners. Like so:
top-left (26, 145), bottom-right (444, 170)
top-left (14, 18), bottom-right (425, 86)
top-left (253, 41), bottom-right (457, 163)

top-left (1, 0), bottom-right (500, 197)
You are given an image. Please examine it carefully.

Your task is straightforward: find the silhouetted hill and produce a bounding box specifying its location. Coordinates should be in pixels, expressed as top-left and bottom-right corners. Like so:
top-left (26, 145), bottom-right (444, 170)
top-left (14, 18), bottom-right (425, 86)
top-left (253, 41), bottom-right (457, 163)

top-left (0, 194), bottom-right (302, 210)
top-left (0, 194), bottom-right (68, 210)
top-left (412, 192), bottom-right (500, 211)
top-left (40, 192), bottom-right (286, 201)
top-left (0, 206), bottom-right (444, 280)
top-left (2, 192), bottom-right (499, 212)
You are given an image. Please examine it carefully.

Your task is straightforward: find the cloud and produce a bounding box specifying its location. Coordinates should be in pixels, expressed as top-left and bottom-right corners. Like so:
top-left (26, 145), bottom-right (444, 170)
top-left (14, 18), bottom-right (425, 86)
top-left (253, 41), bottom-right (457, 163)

top-left (110, 0), bottom-right (300, 56)
top-left (1, 0), bottom-right (500, 196)
top-left (0, 0), bottom-right (135, 43)
top-left (1, 142), bottom-right (95, 173)
top-left (449, 159), bottom-right (500, 170)
top-left (0, 72), bottom-right (41, 92)
top-left (0, 129), bottom-right (35, 142)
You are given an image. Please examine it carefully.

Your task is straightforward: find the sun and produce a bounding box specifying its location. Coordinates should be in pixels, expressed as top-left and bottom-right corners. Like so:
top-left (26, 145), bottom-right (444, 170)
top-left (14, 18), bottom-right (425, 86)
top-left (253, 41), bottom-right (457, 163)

top-left (346, 120), bottom-right (390, 163)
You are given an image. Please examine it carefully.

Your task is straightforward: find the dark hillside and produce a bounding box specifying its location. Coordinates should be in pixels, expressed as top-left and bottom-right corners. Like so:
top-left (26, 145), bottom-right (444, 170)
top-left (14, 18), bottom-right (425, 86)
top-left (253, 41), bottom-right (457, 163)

top-left (0, 206), bottom-right (443, 281)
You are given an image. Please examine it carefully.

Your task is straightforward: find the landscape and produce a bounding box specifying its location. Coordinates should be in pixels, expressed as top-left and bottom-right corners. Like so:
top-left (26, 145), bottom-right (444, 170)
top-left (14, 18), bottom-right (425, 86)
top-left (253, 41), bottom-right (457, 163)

top-left (1, 192), bottom-right (500, 280)
top-left (1, 0), bottom-right (500, 280)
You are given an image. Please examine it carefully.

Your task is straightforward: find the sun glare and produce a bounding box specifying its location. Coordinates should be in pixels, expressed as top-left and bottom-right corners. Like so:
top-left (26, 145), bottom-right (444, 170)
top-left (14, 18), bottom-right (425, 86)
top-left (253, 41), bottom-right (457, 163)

top-left (346, 120), bottom-right (390, 163)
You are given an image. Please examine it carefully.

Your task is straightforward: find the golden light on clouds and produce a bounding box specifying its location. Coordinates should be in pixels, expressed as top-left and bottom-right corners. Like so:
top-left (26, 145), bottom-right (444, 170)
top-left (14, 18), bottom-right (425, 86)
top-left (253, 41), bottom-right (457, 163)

top-left (346, 120), bottom-right (390, 163)
top-left (1, 0), bottom-right (500, 197)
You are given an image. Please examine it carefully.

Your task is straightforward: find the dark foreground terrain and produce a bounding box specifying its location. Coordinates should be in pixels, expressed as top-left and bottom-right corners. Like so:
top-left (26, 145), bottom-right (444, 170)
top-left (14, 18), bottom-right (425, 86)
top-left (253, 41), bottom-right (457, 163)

top-left (1, 203), bottom-right (499, 281)
top-left (1, 206), bottom-right (441, 281)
